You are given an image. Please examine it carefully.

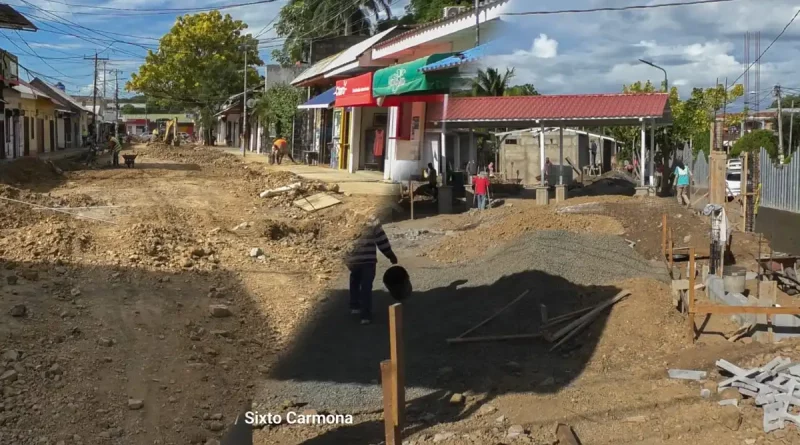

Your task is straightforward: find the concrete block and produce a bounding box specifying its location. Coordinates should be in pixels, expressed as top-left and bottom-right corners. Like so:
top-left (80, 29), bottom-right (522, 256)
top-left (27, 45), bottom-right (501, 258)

top-left (535, 186), bottom-right (549, 205)
top-left (671, 279), bottom-right (690, 291)
top-left (555, 185), bottom-right (566, 203)
top-left (668, 369), bottom-right (707, 380)
top-left (634, 186), bottom-right (649, 197)
top-left (719, 399), bottom-right (739, 407)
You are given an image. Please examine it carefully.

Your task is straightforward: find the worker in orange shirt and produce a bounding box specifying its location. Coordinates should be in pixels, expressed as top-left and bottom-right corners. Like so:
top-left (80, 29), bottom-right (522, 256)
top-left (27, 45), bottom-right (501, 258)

top-left (271, 136), bottom-right (295, 165)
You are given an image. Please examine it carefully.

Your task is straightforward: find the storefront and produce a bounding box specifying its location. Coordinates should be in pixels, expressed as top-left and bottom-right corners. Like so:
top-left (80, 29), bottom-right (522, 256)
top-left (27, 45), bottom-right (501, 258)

top-left (297, 87), bottom-right (336, 166)
top-left (334, 72), bottom-right (389, 173)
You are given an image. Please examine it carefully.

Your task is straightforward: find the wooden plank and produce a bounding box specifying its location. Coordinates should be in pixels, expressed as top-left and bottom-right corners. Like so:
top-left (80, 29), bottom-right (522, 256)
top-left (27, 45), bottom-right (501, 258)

top-left (662, 213), bottom-right (667, 257)
top-left (388, 304), bottom-right (405, 429)
top-left (693, 305), bottom-right (800, 315)
top-left (691, 192), bottom-right (709, 207)
top-left (380, 360), bottom-right (401, 445)
top-left (447, 333), bottom-right (543, 344)
top-left (549, 290), bottom-right (631, 344)
top-left (540, 307), bottom-right (595, 329)
top-left (556, 424), bottom-right (583, 445)
top-left (293, 192), bottom-right (342, 212)
top-left (669, 229), bottom-right (674, 274)
top-left (454, 290), bottom-right (530, 339)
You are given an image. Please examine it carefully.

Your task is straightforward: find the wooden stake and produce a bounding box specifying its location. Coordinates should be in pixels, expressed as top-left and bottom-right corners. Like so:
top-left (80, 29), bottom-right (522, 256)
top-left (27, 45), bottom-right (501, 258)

top-left (409, 179), bottom-right (414, 221)
top-left (688, 247), bottom-right (696, 343)
top-left (549, 290), bottom-right (631, 342)
top-left (388, 304), bottom-right (405, 429)
top-left (662, 213), bottom-right (667, 257)
top-left (380, 360), bottom-right (401, 445)
top-left (669, 229), bottom-right (674, 274)
top-left (453, 290), bottom-right (530, 339)
top-left (540, 306), bottom-right (594, 329)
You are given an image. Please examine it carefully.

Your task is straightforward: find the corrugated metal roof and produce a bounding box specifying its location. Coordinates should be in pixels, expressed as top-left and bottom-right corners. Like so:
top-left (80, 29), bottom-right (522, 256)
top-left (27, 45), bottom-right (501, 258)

top-left (429, 93), bottom-right (670, 122)
top-left (321, 27), bottom-right (397, 76)
top-left (290, 52), bottom-right (345, 86)
top-left (418, 43), bottom-right (490, 73)
top-left (0, 4), bottom-right (36, 31)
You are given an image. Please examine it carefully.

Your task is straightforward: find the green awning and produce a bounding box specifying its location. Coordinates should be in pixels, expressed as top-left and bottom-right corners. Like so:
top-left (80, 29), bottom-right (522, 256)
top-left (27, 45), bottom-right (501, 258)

top-left (373, 54), bottom-right (455, 97)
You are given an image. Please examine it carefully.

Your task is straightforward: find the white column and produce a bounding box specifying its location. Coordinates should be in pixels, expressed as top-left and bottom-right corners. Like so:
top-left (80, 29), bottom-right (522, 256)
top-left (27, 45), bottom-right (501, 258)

top-left (454, 133), bottom-right (461, 171)
top-left (640, 119), bottom-right (646, 186)
top-left (649, 119), bottom-right (655, 186)
top-left (559, 125), bottom-right (564, 185)
top-left (256, 124), bottom-right (262, 154)
top-left (539, 121), bottom-right (545, 185)
top-left (440, 94), bottom-right (449, 185)
top-left (384, 106), bottom-right (397, 181)
top-left (348, 107), bottom-right (362, 174)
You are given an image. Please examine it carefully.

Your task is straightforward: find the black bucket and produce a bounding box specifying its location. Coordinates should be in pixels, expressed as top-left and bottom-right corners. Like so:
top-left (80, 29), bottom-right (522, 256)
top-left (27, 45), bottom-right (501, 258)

top-left (383, 265), bottom-right (412, 301)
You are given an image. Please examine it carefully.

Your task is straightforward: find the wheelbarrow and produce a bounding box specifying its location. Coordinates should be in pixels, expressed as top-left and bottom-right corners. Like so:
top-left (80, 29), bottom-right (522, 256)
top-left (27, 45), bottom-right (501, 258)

top-left (122, 154), bottom-right (138, 168)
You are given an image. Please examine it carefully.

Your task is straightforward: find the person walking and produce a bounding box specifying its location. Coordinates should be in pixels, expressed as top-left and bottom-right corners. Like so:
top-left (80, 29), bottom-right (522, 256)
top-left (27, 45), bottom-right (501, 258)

top-left (346, 216), bottom-right (398, 325)
top-left (473, 171), bottom-right (490, 210)
top-left (673, 161), bottom-right (692, 205)
top-left (590, 140), bottom-right (598, 167)
top-left (427, 163), bottom-right (438, 202)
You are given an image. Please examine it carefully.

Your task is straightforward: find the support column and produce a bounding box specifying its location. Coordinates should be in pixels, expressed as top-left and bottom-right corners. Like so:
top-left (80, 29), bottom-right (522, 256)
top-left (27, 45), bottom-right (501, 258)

top-left (539, 121), bottom-right (545, 185)
top-left (649, 119), bottom-right (655, 187)
top-left (640, 119), bottom-right (646, 186)
top-left (556, 125), bottom-right (566, 202)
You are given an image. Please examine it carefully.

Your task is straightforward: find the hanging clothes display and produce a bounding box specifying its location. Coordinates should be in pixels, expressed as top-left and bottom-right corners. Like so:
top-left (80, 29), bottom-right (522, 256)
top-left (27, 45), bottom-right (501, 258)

top-left (373, 128), bottom-right (385, 157)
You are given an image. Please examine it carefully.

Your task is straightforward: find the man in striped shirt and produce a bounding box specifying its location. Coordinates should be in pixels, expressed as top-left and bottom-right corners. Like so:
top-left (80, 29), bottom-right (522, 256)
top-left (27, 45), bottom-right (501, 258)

top-left (346, 217), bottom-right (398, 325)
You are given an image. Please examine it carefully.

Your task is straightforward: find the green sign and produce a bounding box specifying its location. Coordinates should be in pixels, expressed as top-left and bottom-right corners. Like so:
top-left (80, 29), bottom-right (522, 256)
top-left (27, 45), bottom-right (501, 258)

top-left (372, 54), bottom-right (455, 97)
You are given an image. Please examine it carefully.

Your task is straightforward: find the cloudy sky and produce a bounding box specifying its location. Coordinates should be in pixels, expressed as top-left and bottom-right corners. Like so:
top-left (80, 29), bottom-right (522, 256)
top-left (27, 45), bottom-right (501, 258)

top-left (4, 0), bottom-right (799, 109)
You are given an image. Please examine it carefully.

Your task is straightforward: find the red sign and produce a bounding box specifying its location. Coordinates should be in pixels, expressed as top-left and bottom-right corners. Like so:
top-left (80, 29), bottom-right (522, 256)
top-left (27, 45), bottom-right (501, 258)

top-left (335, 72), bottom-right (376, 107)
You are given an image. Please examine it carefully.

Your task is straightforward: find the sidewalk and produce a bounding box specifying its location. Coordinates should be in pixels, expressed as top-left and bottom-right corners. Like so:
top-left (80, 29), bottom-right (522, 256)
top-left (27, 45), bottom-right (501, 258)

top-left (217, 147), bottom-right (400, 196)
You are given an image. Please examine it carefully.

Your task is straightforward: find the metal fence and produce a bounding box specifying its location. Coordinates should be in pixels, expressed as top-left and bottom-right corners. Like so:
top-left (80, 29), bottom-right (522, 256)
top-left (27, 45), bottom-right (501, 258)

top-left (759, 147), bottom-right (800, 213)
top-left (691, 150), bottom-right (709, 188)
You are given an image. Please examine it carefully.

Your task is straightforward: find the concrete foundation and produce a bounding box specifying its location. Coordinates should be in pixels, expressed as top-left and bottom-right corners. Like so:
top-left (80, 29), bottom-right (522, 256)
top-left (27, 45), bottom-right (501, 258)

top-left (635, 186), bottom-right (649, 197)
top-left (536, 186), bottom-right (549, 205)
top-left (555, 185), bottom-right (567, 203)
top-left (438, 186), bottom-right (453, 214)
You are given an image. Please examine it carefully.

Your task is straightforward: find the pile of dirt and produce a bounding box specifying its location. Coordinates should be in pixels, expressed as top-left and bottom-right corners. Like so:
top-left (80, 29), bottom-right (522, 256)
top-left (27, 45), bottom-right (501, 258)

top-left (571, 170), bottom-right (637, 197)
top-left (0, 157), bottom-right (64, 185)
top-left (0, 184), bottom-right (109, 228)
top-left (427, 207), bottom-right (625, 263)
top-left (0, 220), bottom-right (94, 263)
top-left (134, 143), bottom-right (243, 168)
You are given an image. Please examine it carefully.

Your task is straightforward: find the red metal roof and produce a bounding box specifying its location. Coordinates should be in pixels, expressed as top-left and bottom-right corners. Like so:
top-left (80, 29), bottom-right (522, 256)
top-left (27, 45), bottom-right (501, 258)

top-left (428, 93), bottom-right (670, 123)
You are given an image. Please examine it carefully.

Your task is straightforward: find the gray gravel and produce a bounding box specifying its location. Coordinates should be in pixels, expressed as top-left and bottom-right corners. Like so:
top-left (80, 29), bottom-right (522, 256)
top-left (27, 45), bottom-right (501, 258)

top-left (257, 230), bottom-right (668, 414)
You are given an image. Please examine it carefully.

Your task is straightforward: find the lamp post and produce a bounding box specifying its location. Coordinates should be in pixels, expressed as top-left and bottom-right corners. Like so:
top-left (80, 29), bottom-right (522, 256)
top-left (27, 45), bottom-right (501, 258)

top-left (639, 59), bottom-right (668, 188)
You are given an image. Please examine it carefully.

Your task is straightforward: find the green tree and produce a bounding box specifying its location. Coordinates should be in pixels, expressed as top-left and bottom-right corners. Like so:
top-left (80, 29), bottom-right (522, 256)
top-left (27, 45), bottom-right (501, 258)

top-left (505, 83), bottom-right (539, 96)
top-left (126, 11), bottom-right (262, 145)
top-left (472, 67), bottom-right (515, 96)
top-left (406, 0), bottom-right (470, 23)
top-left (273, 0), bottom-right (394, 66)
top-left (254, 83), bottom-right (304, 139)
top-left (732, 129), bottom-right (778, 160)
top-left (770, 93), bottom-right (800, 109)
top-left (120, 104), bottom-right (137, 114)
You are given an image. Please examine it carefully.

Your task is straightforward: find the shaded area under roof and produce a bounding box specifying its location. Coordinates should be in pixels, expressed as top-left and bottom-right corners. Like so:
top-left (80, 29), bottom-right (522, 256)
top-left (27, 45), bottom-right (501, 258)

top-left (0, 4), bottom-right (36, 31)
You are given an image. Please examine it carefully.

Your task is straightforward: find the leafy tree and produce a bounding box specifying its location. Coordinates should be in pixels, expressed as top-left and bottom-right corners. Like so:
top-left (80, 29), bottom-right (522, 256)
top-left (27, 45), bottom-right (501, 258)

top-left (472, 67), bottom-right (515, 96)
top-left (732, 129), bottom-right (778, 160)
top-left (770, 93), bottom-right (800, 109)
top-left (126, 11), bottom-right (262, 145)
top-left (273, 0), bottom-right (394, 66)
top-left (120, 104), bottom-right (137, 114)
top-left (254, 83), bottom-right (304, 139)
top-left (406, 0), bottom-right (471, 23)
top-left (505, 83), bottom-right (539, 96)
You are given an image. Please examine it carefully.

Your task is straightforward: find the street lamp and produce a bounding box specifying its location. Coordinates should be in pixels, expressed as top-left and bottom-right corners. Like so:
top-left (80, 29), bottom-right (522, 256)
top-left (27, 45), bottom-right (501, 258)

top-left (639, 59), bottom-right (668, 189)
top-left (639, 59), bottom-right (668, 91)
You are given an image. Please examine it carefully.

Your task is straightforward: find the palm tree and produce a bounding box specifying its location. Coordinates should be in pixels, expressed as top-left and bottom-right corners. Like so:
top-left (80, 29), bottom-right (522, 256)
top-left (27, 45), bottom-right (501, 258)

top-left (505, 83), bottom-right (539, 96)
top-left (472, 68), bottom-right (516, 97)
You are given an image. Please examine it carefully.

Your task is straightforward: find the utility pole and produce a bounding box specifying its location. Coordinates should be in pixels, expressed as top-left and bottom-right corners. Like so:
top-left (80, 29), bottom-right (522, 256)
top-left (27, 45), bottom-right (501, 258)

top-left (790, 99), bottom-right (795, 155)
top-left (242, 43), bottom-right (248, 157)
top-left (475, 0), bottom-right (480, 47)
top-left (112, 69), bottom-right (121, 138)
top-left (776, 84), bottom-right (784, 162)
top-left (84, 52), bottom-right (108, 140)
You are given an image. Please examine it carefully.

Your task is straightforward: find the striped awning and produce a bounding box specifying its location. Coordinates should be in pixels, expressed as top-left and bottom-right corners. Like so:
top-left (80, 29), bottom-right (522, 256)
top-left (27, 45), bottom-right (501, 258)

top-left (418, 43), bottom-right (490, 73)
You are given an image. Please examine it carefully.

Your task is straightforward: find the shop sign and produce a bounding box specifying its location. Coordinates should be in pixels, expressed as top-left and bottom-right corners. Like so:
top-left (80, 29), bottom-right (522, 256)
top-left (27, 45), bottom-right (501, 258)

top-left (334, 72), bottom-right (375, 107)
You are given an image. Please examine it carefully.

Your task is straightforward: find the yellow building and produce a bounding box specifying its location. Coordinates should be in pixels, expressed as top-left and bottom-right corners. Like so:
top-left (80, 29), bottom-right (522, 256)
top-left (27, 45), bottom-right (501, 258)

top-left (4, 80), bottom-right (59, 157)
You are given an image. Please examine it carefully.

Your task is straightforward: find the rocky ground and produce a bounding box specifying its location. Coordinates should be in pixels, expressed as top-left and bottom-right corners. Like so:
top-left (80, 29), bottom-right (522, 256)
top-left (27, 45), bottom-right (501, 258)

top-left (1, 148), bottom-right (795, 445)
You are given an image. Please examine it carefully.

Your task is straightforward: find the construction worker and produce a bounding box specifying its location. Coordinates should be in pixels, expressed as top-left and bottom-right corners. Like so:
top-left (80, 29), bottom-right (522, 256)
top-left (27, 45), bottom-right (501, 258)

top-left (271, 136), bottom-right (294, 165)
top-left (346, 215), bottom-right (398, 325)
top-left (473, 170), bottom-right (490, 210)
top-left (108, 134), bottom-right (122, 167)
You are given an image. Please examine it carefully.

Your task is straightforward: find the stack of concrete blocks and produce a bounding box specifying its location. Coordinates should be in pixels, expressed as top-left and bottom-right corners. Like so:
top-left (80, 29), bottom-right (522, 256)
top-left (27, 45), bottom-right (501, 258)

top-left (717, 357), bottom-right (800, 433)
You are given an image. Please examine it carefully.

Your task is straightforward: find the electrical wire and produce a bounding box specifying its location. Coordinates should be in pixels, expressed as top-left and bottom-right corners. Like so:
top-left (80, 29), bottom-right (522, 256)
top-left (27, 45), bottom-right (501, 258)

top-left (503, 0), bottom-right (742, 16)
top-left (12, 0), bottom-right (282, 13)
top-left (12, 30), bottom-right (77, 78)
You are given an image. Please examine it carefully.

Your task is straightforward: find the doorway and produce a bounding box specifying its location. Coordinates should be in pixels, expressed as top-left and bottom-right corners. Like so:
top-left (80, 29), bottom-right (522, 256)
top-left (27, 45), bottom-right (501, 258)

top-left (49, 120), bottom-right (55, 152)
top-left (37, 118), bottom-right (45, 153)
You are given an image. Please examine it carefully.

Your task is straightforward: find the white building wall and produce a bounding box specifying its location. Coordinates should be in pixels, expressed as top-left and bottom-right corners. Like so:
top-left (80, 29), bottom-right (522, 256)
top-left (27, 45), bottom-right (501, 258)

top-left (56, 118), bottom-right (66, 148)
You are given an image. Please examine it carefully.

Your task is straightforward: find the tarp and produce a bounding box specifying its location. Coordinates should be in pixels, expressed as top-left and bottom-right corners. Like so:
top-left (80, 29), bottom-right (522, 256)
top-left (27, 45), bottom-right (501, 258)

top-left (372, 54), bottom-right (454, 97)
top-left (297, 87), bottom-right (336, 109)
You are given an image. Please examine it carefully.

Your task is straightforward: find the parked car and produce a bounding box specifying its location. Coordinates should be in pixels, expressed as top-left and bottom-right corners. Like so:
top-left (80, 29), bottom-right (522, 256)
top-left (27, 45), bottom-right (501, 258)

top-left (726, 167), bottom-right (753, 199)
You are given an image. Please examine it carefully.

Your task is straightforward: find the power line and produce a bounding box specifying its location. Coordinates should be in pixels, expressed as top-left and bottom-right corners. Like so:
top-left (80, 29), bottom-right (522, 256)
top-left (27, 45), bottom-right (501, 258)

top-left (727, 8), bottom-right (800, 89)
top-left (503, 0), bottom-right (742, 16)
top-left (12, 30), bottom-right (76, 78)
top-left (12, 0), bottom-right (281, 13)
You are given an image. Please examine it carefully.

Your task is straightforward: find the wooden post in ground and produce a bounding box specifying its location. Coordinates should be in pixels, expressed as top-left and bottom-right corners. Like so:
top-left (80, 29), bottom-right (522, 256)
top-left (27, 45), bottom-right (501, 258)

top-left (662, 214), bottom-right (667, 257)
top-left (669, 229), bottom-right (675, 275)
top-left (409, 179), bottom-right (414, 220)
top-left (688, 247), bottom-right (696, 343)
top-left (380, 360), bottom-right (401, 445)
top-left (388, 304), bottom-right (405, 431)
top-left (742, 152), bottom-right (749, 232)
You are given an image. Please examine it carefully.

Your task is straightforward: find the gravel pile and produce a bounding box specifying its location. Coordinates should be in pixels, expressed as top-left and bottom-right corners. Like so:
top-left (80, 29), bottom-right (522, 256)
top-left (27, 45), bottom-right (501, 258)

top-left (258, 230), bottom-right (668, 413)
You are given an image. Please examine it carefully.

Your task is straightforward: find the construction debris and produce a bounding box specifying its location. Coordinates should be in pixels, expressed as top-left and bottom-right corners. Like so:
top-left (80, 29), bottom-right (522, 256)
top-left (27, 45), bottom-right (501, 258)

top-left (668, 369), bottom-right (708, 381)
top-left (293, 192), bottom-right (341, 212)
top-left (716, 357), bottom-right (800, 433)
top-left (547, 290), bottom-right (632, 351)
top-left (259, 182), bottom-right (302, 198)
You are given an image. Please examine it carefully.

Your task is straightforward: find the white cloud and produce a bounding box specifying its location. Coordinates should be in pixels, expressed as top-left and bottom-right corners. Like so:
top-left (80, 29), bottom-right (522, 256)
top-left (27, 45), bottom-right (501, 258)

top-left (29, 42), bottom-right (83, 50)
top-left (531, 34), bottom-right (558, 58)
